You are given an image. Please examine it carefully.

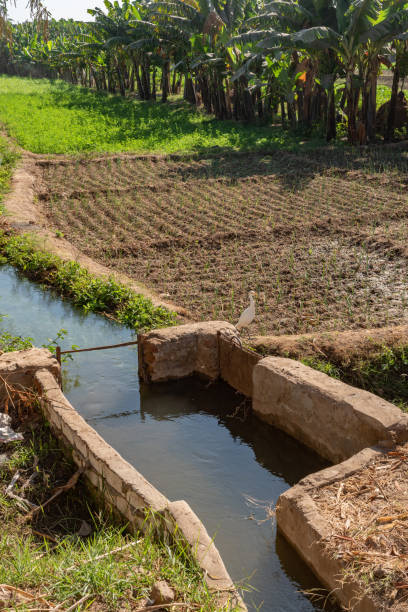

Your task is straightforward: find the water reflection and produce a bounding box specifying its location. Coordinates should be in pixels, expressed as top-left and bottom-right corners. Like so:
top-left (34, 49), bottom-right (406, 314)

top-left (138, 378), bottom-right (327, 487)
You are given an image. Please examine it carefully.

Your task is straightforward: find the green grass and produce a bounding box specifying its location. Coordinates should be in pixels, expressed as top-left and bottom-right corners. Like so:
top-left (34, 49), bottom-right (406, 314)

top-left (0, 414), bottom-right (220, 610)
top-left (377, 83), bottom-right (408, 107)
top-left (0, 76), bottom-right (325, 154)
top-left (302, 345), bottom-right (408, 412)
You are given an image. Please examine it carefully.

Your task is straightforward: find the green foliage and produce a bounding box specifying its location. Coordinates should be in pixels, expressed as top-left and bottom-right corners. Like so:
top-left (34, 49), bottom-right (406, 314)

top-left (304, 346), bottom-right (408, 412)
top-left (301, 357), bottom-right (341, 379)
top-left (0, 232), bottom-right (177, 331)
top-left (0, 76), bottom-right (324, 154)
top-left (0, 323), bottom-right (33, 352)
top-left (0, 314), bottom-right (76, 360)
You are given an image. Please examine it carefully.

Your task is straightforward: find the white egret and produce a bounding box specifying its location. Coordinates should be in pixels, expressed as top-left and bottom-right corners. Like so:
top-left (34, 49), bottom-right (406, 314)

top-left (236, 291), bottom-right (256, 332)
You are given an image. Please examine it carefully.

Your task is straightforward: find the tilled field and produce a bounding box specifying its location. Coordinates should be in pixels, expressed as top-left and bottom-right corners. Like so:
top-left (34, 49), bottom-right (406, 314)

top-left (37, 146), bottom-right (408, 335)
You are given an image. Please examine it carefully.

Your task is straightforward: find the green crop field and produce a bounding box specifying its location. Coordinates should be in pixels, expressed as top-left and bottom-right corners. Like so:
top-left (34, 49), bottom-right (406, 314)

top-left (0, 76), bottom-right (325, 155)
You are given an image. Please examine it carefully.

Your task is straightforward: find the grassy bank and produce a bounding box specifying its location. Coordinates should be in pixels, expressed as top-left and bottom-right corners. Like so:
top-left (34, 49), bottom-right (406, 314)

top-left (0, 230), bottom-right (177, 331)
top-left (0, 134), bottom-right (175, 332)
top-left (0, 76), bottom-right (325, 154)
top-left (302, 345), bottom-right (408, 412)
top-left (0, 389), bottom-right (218, 610)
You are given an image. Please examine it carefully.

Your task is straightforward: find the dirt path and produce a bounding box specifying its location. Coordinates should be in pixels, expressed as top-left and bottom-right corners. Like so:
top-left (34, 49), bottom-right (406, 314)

top-left (4, 153), bottom-right (191, 318)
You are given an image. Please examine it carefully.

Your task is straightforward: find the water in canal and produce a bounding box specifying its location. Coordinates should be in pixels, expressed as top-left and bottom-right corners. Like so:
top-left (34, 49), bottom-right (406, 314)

top-left (0, 265), bottom-right (334, 611)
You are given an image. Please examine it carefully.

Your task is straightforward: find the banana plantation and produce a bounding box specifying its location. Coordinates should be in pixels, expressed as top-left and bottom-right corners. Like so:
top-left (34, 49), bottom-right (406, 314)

top-left (2, 0), bottom-right (408, 143)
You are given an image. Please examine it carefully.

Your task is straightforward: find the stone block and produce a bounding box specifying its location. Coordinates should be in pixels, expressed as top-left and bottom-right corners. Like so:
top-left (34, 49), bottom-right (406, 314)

top-left (150, 581), bottom-right (175, 605)
top-left (219, 334), bottom-right (261, 397)
top-left (138, 321), bottom-right (236, 382)
top-left (276, 448), bottom-right (382, 612)
top-left (253, 357), bottom-right (408, 463)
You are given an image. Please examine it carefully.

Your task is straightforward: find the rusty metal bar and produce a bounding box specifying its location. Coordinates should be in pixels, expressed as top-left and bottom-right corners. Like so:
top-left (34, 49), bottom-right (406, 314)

top-left (58, 339), bottom-right (139, 357)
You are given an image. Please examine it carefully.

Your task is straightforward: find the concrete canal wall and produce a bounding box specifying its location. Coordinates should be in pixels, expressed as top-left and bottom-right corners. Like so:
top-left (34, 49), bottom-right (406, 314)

top-left (0, 348), bottom-right (245, 612)
top-left (139, 321), bottom-right (408, 464)
top-left (5, 321), bottom-right (408, 611)
top-left (138, 320), bottom-right (408, 611)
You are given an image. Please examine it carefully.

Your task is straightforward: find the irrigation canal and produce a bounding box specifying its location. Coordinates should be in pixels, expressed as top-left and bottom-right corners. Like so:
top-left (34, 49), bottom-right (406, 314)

top-left (0, 265), bottom-right (336, 611)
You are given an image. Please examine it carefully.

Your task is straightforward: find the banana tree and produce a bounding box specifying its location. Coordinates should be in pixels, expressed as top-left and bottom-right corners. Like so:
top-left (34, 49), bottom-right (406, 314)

top-left (386, 37), bottom-right (408, 139)
top-left (1, 0), bottom-right (50, 42)
top-left (256, 0), bottom-right (408, 142)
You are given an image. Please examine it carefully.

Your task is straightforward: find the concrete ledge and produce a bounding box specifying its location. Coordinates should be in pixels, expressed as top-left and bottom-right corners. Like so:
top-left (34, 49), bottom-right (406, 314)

top-left (253, 356), bottom-right (408, 463)
top-left (34, 369), bottom-right (168, 517)
top-left (276, 447), bottom-right (384, 612)
top-left (0, 350), bottom-right (244, 610)
top-left (165, 501), bottom-right (245, 609)
top-left (138, 321), bottom-right (237, 382)
top-left (0, 348), bottom-right (61, 401)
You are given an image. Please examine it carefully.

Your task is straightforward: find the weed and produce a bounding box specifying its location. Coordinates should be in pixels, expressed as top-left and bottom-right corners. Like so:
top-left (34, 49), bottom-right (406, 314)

top-left (0, 315), bottom-right (76, 361)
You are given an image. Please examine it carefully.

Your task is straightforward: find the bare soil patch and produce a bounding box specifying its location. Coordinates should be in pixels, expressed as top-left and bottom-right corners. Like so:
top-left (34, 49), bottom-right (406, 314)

top-left (36, 146), bottom-right (408, 335)
top-left (311, 446), bottom-right (408, 611)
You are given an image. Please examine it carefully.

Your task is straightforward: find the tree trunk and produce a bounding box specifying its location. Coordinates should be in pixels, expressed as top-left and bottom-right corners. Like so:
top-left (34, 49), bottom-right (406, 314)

top-left (366, 57), bottom-right (378, 142)
top-left (385, 61), bottom-right (400, 141)
top-left (171, 68), bottom-right (177, 94)
top-left (297, 89), bottom-right (304, 124)
top-left (183, 75), bottom-right (196, 104)
top-left (134, 62), bottom-right (144, 99)
top-left (280, 97), bottom-right (286, 128)
top-left (326, 85), bottom-right (336, 141)
top-left (303, 63), bottom-right (315, 124)
top-left (117, 66), bottom-right (126, 96)
top-left (345, 68), bottom-right (358, 144)
top-left (161, 61), bottom-right (170, 103)
top-left (129, 67), bottom-right (135, 92)
top-left (141, 63), bottom-right (151, 99)
top-left (287, 100), bottom-right (297, 130)
top-left (241, 77), bottom-right (255, 121)
top-left (199, 76), bottom-right (212, 113)
top-left (152, 66), bottom-right (157, 100)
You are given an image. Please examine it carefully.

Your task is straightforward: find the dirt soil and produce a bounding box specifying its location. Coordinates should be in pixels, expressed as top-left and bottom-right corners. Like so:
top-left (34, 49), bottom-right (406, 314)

top-left (32, 144), bottom-right (408, 336)
top-left (252, 324), bottom-right (408, 363)
top-left (311, 446), bottom-right (408, 611)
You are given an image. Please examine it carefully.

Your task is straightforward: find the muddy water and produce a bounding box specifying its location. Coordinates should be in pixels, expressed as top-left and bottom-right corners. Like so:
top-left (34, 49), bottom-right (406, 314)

top-left (0, 265), bottom-right (335, 611)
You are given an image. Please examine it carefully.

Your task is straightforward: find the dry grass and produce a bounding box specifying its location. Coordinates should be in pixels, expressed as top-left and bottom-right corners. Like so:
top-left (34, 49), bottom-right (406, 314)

top-left (311, 446), bottom-right (408, 610)
top-left (37, 145), bottom-right (408, 335)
